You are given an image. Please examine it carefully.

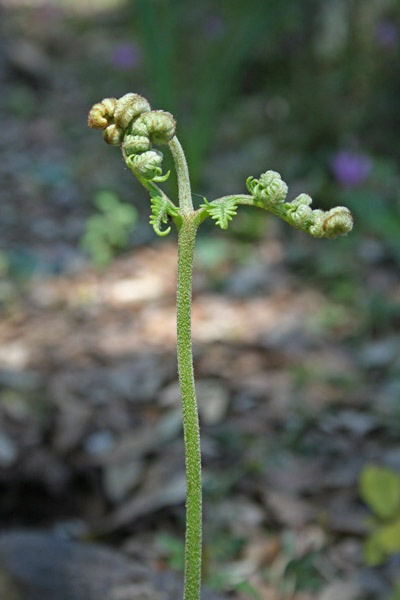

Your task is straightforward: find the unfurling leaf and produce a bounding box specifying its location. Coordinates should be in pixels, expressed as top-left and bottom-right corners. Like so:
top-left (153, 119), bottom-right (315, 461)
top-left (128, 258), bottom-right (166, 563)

top-left (149, 193), bottom-right (178, 237)
top-left (200, 197), bottom-right (238, 230)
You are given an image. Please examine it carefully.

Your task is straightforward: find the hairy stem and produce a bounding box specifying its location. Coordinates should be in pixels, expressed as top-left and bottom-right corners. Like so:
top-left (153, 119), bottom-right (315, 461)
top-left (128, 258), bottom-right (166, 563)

top-left (177, 215), bottom-right (202, 600)
top-left (169, 136), bottom-right (193, 213)
top-left (133, 172), bottom-right (173, 205)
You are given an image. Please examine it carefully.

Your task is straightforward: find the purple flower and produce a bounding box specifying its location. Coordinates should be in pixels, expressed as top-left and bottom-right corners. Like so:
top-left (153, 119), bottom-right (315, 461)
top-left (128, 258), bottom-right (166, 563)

top-left (111, 42), bottom-right (141, 70)
top-left (331, 151), bottom-right (372, 188)
top-left (375, 20), bottom-right (398, 48)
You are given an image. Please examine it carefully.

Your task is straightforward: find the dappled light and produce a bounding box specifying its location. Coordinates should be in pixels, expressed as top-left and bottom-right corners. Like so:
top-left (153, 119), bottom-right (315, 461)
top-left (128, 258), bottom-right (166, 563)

top-left (0, 1), bottom-right (399, 599)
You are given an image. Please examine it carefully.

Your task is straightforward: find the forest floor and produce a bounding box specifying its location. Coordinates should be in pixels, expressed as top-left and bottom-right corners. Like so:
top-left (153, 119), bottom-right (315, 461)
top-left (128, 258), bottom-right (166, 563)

top-left (1, 3), bottom-right (400, 599)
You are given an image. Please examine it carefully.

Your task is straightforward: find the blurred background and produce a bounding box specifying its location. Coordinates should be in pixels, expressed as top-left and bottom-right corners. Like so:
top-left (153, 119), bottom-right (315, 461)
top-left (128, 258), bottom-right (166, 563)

top-left (0, 0), bottom-right (399, 598)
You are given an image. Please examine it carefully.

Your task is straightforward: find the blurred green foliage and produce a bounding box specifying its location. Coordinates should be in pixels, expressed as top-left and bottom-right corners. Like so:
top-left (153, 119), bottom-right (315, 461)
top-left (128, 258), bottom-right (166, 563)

top-left (133, 0), bottom-right (295, 187)
top-left (128, 0), bottom-right (400, 218)
top-left (283, 552), bottom-right (323, 593)
top-left (206, 571), bottom-right (260, 598)
top-left (157, 530), bottom-right (258, 597)
top-left (359, 465), bottom-right (400, 566)
top-left (80, 190), bottom-right (137, 266)
top-left (157, 533), bottom-right (185, 571)
top-left (388, 581), bottom-right (400, 600)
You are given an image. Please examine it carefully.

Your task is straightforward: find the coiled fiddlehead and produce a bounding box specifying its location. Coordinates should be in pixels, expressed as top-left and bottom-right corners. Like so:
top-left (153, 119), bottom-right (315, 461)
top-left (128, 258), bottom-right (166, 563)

top-left (123, 110), bottom-right (176, 179)
top-left (247, 170), bottom-right (288, 206)
top-left (87, 97), bottom-right (117, 130)
top-left (88, 93), bottom-right (179, 236)
top-left (88, 93), bottom-right (176, 181)
top-left (126, 149), bottom-right (164, 180)
top-left (113, 93), bottom-right (151, 129)
top-left (198, 170), bottom-right (353, 239)
top-left (244, 170), bottom-right (353, 239)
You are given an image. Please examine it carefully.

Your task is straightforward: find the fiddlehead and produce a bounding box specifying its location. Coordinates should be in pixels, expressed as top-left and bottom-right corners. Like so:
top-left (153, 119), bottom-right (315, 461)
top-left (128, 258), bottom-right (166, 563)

top-left (246, 171), bottom-right (353, 239)
top-left (199, 169), bottom-right (353, 239)
top-left (130, 110), bottom-right (176, 145)
top-left (88, 94), bottom-right (176, 181)
top-left (87, 97), bottom-right (117, 130)
top-left (125, 149), bottom-right (164, 180)
top-left (247, 170), bottom-right (288, 206)
top-left (88, 93), bottom-right (179, 236)
top-left (113, 93), bottom-right (151, 129)
top-left (123, 111), bottom-right (176, 180)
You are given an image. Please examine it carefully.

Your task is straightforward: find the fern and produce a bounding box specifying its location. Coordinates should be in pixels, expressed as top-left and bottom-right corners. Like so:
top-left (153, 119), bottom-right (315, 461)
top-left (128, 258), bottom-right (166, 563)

top-left (200, 197), bottom-right (238, 229)
top-left (150, 193), bottom-right (178, 236)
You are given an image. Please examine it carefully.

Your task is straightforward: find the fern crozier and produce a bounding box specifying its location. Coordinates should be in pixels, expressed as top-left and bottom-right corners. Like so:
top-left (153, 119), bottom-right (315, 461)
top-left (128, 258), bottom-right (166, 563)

top-left (103, 123), bottom-right (124, 146)
top-left (127, 149), bottom-right (164, 179)
top-left (113, 93), bottom-right (151, 129)
top-left (88, 97), bottom-right (117, 130)
top-left (322, 206), bottom-right (354, 238)
top-left (130, 110), bottom-right (177, 145)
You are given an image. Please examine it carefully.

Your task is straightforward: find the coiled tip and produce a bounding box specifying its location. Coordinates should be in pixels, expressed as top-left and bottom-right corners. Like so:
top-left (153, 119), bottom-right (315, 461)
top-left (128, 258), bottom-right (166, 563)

top-left (323, 206), bottom-right (354, 238)
top-left (130, 110), bottom-right (177, 145)
top-left (103, 123), bottom-right (124, 145)
top-left (247, 170), bottom-right (288, 206)
top-left (127, 149), bottom-right (164, 179)
top-left (114, 93), bottom-right (151, 129)
top-left (88, 97), bottom-right (117, 130)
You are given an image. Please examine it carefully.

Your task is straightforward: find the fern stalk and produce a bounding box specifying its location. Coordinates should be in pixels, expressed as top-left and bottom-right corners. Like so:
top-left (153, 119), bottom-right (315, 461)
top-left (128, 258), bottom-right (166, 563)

top-left (176, 214), bottom-right (202, 600)
top-left (88, 92), bottom-right (354, 600)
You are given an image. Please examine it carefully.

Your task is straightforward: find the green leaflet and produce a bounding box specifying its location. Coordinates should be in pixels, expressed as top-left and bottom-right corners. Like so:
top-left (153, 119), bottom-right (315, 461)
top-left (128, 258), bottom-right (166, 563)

top-left (200, 197), bottom-right (238, 230)
top-left (152, 170), bottom-right (171, 182)
top-left (150, 193), bottom-right (178, 236)
top-left (364, 517), bottom-right (400, 566)
top-left (360, 465), bottom-right (400, 521)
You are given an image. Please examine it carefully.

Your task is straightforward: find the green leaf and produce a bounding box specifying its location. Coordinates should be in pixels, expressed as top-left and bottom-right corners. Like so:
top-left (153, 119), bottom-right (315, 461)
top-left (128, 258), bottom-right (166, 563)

top-left (81, 192), bottom-right (138, 266)
top-left (379, 518), bottom-right (400, 553)
top-left (364, 518), bottom-right (400, 566)
top-left (149, 193), bottom-right (178, 237)
top-left (94, 190), bottom-right (120, 213)
top-left (360, 465), bottom-right (400, 520)
top-left (86, 214), bottom-right (107, 234)
top-left (233, 581), bottom-right (260, 599)
top-left (113, 204), bottom-right (138, 226)
top-left (364, 531), bottom-right (387, 566)
top-left (152, 170), bottom-right (171, 182)
top-left (200, 197), bottom-right (238, 229)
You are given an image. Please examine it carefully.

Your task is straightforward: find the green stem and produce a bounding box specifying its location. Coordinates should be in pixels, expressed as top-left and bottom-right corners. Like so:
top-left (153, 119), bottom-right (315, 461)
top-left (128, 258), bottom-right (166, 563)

top-left (130, 168), bottom-right (174, 206)
top-left (177, 215), bottom-right (202, 600)
top-left (169, 136), bottom-right (193, 213)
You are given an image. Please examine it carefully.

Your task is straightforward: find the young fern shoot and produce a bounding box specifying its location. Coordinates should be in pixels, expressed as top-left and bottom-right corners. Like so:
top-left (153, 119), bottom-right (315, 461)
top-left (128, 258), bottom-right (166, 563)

top-left (88, 93), bottom-right (354, 600)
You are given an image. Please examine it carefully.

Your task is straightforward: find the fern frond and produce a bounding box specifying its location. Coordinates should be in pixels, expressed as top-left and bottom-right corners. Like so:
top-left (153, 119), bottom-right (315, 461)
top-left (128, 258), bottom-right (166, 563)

top-left (149, 193), bottom-right (178, 236)
top-left (200, 197), bottom-right (238, 229)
